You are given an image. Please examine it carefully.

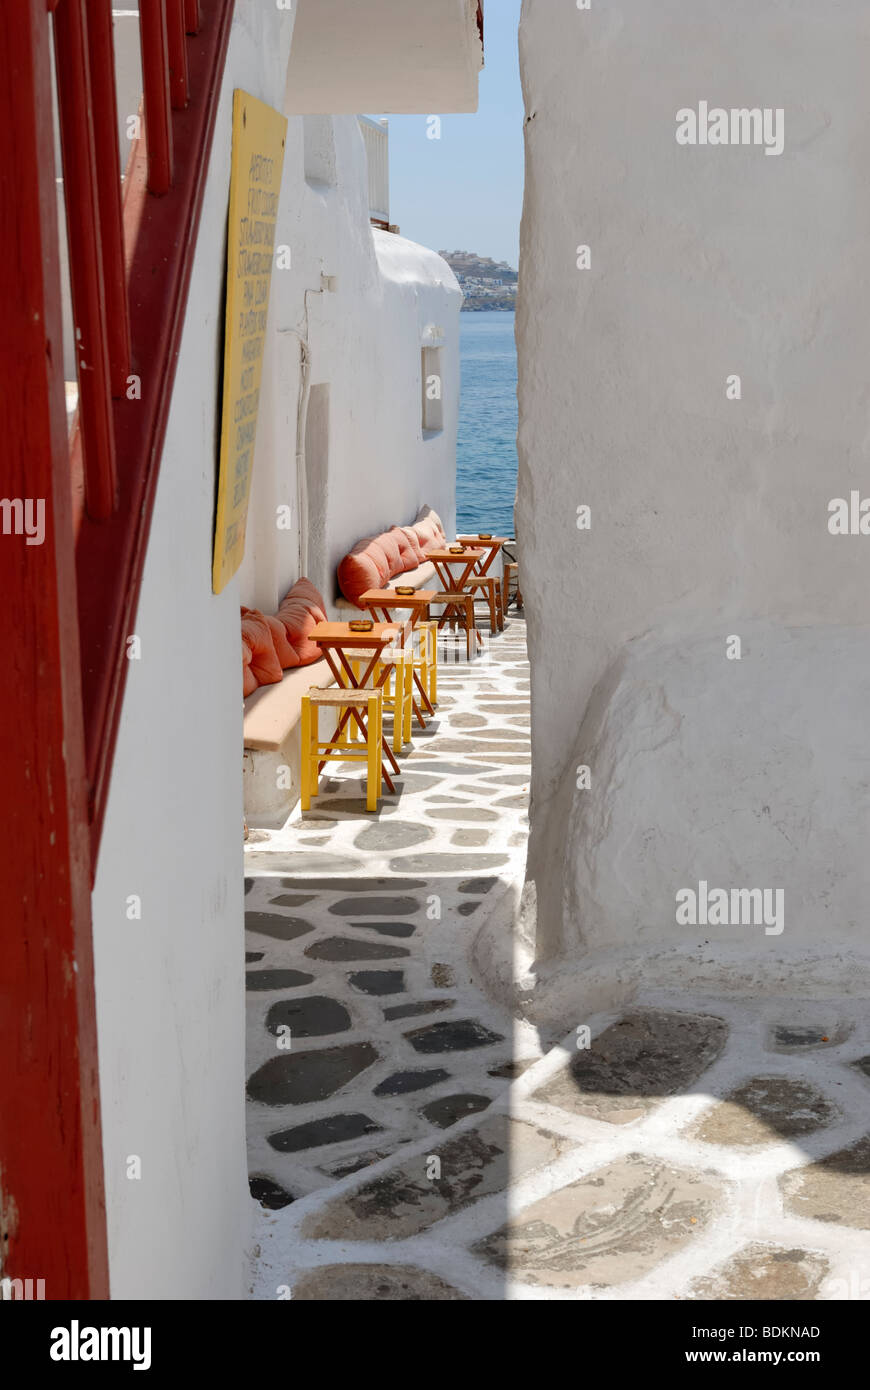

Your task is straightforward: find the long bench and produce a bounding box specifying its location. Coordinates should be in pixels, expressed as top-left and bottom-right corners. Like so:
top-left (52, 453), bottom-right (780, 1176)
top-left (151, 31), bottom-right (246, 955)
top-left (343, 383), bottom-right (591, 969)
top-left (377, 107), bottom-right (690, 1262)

top-left (243, 506), bottom-right (448, 825)
top-left (243, 658), bottom-right (335, 825)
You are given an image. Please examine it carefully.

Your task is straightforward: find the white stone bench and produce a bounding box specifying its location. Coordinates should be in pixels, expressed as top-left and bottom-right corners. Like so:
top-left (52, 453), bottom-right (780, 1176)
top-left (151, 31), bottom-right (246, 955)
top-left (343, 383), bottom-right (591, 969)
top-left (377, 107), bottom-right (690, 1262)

top-left (243, 657), bottom-right (334, 824)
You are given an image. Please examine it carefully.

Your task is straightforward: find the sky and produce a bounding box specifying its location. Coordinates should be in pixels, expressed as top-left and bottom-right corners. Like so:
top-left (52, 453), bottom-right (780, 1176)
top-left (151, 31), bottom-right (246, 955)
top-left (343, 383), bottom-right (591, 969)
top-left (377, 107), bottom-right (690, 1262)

top-left (376, 0), bottom-right (524, 269)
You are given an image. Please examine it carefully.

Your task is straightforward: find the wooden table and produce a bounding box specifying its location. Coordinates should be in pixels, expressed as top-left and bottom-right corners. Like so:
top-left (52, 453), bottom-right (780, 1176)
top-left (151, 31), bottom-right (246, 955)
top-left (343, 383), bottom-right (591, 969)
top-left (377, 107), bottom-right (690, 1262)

top-left (457, 535), bottom-right (508, 632)
top-left (456, 536), bottom-right (507, 576)
top-left (309, 621), bottom-right (410, 791)
top-left (425, 547), bottom-right (486, 634)
top-left (359, 589), bottom-right (438, 726)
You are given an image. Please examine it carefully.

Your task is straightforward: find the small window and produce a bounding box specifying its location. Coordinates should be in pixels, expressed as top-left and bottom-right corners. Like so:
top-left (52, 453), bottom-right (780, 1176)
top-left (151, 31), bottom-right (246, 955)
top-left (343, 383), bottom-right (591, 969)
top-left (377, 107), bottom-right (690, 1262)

top-left (422, 346), bottom-right (443, 433)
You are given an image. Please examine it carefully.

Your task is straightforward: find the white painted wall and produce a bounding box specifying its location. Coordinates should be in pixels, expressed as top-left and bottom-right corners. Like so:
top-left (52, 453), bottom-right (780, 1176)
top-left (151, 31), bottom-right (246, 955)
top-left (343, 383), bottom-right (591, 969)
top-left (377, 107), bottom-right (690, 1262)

top-left (90, 1), bottom-right (296, 1302)
top-left (236, 114), bottom-right (461, 616)
top-left (515, 1), bottom-right (870, 1010)
top-left (285, 0), bottom-right (483, 115)
top-left (91, 1), bottom-right (463, 1298)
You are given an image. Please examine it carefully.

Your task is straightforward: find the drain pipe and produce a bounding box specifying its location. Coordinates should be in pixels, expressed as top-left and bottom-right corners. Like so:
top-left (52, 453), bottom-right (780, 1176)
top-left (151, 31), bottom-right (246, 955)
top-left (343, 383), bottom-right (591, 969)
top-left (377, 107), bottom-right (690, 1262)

top-left (284, 277), bottom-right (335, 578)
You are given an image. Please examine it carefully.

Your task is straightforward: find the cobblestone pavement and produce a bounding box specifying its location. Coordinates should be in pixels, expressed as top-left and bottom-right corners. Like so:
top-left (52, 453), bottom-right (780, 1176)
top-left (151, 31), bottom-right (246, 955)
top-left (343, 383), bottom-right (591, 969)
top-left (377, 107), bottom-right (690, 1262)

top-left (245, 615), bottom-right (870, 1300)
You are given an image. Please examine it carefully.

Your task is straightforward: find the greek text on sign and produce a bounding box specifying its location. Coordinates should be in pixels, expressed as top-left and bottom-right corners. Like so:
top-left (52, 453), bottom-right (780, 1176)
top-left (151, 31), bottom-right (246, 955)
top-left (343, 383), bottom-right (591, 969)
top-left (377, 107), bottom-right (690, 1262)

top-left (212, 90), bottom-right (287, 593)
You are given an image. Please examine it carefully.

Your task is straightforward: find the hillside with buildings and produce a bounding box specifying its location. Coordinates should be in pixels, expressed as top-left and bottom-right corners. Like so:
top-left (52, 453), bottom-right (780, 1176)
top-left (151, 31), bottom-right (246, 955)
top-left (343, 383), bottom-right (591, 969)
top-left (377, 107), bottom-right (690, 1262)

top-left (441, 250), bottom-right (518, 310)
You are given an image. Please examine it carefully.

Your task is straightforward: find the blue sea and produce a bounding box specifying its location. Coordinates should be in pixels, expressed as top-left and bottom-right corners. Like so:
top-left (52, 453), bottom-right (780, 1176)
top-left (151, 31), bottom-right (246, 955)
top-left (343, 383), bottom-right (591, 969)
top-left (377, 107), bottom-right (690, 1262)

top-left (456, 311), bottom-right (518, 537)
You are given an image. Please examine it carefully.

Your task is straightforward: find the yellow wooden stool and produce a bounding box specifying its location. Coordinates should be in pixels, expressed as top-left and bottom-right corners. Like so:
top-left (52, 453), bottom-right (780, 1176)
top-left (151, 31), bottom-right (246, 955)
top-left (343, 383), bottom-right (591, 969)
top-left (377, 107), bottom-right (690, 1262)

top-left (341, 648), bottom-right (410, 754)
top-left (415, 619), bottom-right (439, 708)
top-left (300, 687), bottom-right (382, 812)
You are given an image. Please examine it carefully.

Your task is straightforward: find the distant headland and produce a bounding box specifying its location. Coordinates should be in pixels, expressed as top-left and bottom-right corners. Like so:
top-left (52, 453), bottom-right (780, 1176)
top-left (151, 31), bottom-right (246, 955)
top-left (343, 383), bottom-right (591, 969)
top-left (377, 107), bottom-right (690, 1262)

top-left (440, 250), bottom-right (518, 311)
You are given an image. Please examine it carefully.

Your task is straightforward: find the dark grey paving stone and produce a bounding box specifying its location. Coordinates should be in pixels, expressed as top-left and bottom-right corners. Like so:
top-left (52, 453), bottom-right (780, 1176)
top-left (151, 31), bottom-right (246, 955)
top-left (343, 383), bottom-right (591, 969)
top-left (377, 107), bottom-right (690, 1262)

top-left (246, 969), bottom-right (315, 991)
top-left (319, 1148), bottom-right (402, 1179)
top-left (384, 773), bottom-right (444, 793)
top-left (244, 853), bottom-right (362, 877)
top-left (280, 876), bottom-right (426, 892)
top-left (450, 713), bottom-right (488, 728)
top-left (852, 1056), bottom-right (870, 1080)
top-left (248, 1043), bottom-right (378, 1106)
top-left (292, 1265), bottom-right (469, 1301)
top-left (330, 896), bottom-right (421, 916)
top-left (430, 963), bottom-right (456, 988)
top-left (374, 1068), bottom-right (451, 1097)
top-left (305, 938), bottom-right (410, 962)
top-left (249, 1175), bottom-right (294, 1210)
top-left (768, 1024), bottom-right (850, 1052)
top-left (535, 1008), bottom-right (729, 1125)
top-left (265, 996), bottom-right (352, 1038)
top-left (349, 920), bottom-right (416, 938)
top-left (488, 1060), bottom-right (537, 1080)
top-left (391, 854), bottom-right (508, 873)
top-left (245, 879), bottom-right (254, 895)
top-left (424, 795), bottom-right (471, 805)
top-left (458, 877), bottom-right (498, 894)
top-left (354, 822), bottom-right (434, 852)
top-left (405, 1019), bottom-right (505, 1054)
top-left (431, 739), bottom-right (530, 754)
top-left (304, 798), bottom-right (399, 817)
top-left (401, 760), bottom-right (498, 776)
top-left (268, 1113), bottom-right (383, 1153)
top-left (451, 830), bottom-right (491, 846)
top-left (696, 1078), bottom-right (839, 1146)
top-left (457, 902), bottom-right (480, 917)
top-left (421, 1094), bottom-right (492, 1128)
top-left (348, 971), bottom-right (405, 997)
top-left (383, 1000), bottom-right (453, 1021)
top-left (298, 837), bottom-right (331, 846)
top-left (269, 893), bottom-right (317, 908)
top-left (245, 913), bottom-right (314, 941)
top-left (492, 794), bottom-right (529, 809)
top-left (245, 952), bottom-right (264, 963)
top-left (426, 807), bottom-right (498, 823)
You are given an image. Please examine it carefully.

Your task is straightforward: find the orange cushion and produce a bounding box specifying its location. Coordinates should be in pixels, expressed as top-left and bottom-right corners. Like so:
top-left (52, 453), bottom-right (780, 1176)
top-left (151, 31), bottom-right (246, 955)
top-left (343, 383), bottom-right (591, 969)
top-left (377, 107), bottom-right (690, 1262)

top-left (414, 517), bottom-right (446, 555)
top-left (276, 577), bottom-right (327, 666)
top-left (377, 528), bottom-right (402, 577)
top-left (387, 525), bottom-right (421, 574)
top-left (242, 638), bottom-right (258, 697)
top-left (241, 608), bottom-right (283, 687)
top-left (399, 526), bottom-right (426, 565)
top-left (337, 537), bottom-right (391, 607)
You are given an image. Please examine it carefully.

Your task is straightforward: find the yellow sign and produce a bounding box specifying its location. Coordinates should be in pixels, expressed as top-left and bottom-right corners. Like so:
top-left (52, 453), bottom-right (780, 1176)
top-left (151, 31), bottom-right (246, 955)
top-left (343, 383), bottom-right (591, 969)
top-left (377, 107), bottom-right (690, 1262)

top-left (212, 90), bottom-right (287, 593)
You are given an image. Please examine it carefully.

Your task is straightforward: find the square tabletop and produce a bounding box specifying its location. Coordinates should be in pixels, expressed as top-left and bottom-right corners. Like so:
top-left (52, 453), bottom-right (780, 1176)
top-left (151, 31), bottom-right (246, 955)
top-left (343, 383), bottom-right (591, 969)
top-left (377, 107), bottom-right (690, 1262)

top-left (425, 547), bottom-right (485, 563)
top-left (359, 588), bottom-right (438, 606)
top-left (309, 621), bottom-right (402, 648)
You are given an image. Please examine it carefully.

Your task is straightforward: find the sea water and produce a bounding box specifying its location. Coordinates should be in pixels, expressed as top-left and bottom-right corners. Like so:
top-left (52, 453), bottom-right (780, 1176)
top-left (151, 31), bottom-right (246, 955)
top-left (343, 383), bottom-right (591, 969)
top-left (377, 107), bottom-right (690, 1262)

top-left (456, 310), bottom-right (518, 537)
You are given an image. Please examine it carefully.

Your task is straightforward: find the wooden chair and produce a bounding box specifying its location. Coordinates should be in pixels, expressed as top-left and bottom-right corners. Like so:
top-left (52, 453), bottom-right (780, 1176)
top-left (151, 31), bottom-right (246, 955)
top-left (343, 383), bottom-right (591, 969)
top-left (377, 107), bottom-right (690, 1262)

top-left (467, 574), bottom-right (503, 633)
top-left (300, 688), bottom-right (382, 812)
top-left (434, 591), bottom-right (482, 660)
top-left (502, 561), bottom-right (522, 613)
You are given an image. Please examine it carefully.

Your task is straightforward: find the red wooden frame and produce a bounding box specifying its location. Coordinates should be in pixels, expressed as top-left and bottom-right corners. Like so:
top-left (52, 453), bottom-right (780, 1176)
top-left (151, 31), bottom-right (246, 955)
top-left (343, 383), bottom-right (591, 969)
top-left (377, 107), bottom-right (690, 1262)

top-left (0, 0), bottom-right (109, 1299)
top-left (71, 0), bottom-right (236, 862)
top-left (54, 0), bottom-right (118, 519)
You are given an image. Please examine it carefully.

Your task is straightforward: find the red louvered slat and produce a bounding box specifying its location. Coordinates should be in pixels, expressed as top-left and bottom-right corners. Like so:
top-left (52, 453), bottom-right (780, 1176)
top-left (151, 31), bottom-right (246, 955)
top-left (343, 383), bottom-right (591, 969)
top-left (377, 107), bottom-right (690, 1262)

top-left (184, 0), bottom-right (201, 35)
top-left (53, 0), bottom-right (117, 519)
top-left (86, 0), bottom-right (131, 397)
top-left (166, 0), bottom-right (189, 109)
top-left (139, 0), bottom-right (173, 192)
